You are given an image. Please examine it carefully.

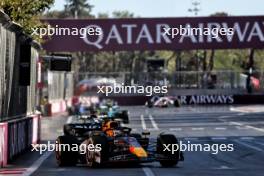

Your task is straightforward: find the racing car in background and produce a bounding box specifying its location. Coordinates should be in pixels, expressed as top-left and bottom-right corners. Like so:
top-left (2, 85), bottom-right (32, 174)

top-left (68, 98), bottom-right (129, 124)
top-left (146, 96), bottom-right (181, 108)
top-left (55, 116), bottom-right (184, 167)
top-left (97, 99), bottom-right (129, 124)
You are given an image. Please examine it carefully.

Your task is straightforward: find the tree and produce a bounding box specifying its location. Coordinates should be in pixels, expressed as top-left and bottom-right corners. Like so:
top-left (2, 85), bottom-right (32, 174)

top-left (43, 10), bottom-right (70, 19)
top-left (0, 0), bottom-right (54, 39)
top-left (97, 12), bottom-right (109, 18)
top-left (112, 10), bottom-right (134, 18)
top-left (65, 0), bottom-right (93, 18)
top-left (207, 12), bottom-right (228, 71)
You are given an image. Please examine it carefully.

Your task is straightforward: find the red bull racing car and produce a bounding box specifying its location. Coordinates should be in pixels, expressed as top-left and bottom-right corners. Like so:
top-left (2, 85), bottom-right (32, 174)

top-left (55, 116), bottom-right (184, 167)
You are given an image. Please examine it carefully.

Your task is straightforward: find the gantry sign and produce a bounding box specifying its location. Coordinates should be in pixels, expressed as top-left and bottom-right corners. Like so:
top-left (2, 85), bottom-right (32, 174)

top-left (43, 16), bottom-right (264, 52)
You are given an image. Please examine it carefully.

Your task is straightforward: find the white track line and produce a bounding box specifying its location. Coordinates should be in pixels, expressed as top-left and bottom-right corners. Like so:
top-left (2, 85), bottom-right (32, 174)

top-left (228, 120), bottom-right (264, 133)
top-left (184, 137), bottom-right (198, 141)
top-left (245, 125), bottom-right (264, 133)
top-left (140, 115), bottom-right (147, 130)
top-left (215, 127), bottom-right (226, 130)
top-left (142, 167), bottom-right (155, 176)
top-left (234, 140), bottom-right (263, 152)
top-left (149, 115), bottom-right (159, 130)
top-left (240, 137), bottom-right (254, 140)
top-left (211, 137), bottom-right (227, 140)
top-left (253, 141), bottom-right (264, 147)
top-left (169, 128), bottom-right (182, 131)
top-left (229, 121), bottom-right (243, 126)
top-left (236, 126), bottom-right (249, 130)
top-left (21, 151), bottom-right (52, 176)
top-left (230, 107), bottom-right (249, 113)
top-left (219, 115), bottom-right (232, 118)
top-left (191, 127), bottom-right (204, 131)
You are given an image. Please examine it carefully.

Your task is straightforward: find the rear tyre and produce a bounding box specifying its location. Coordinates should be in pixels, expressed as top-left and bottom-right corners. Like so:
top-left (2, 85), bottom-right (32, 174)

top-left (55, 136), bottom-right (78, 166)
top-left (121, 111), bottom-right (129, 124)
top-left (86, 135), bottom-right (108, 167)
top-left (174, 99), bottom-right (180, 107)
top-left (157, 134), bottom-right (179, 167)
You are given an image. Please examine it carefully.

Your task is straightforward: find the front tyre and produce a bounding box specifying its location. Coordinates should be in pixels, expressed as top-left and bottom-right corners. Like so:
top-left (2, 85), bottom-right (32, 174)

top-left (157, 134), bottom-right (180, 167)
top-left (55, 136), bottom-right (78, 166)
top-left (86, 135), bottom-right (108, 167)
top-left (121, 110), bottom-right (129, 124)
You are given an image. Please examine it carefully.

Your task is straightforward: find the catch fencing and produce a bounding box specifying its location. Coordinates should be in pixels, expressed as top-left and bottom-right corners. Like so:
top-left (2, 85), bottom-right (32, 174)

top-left (0, 17), bottom-right (38, 121)
top-left (47, 71), bottom-right (74, 100)
top-left (75, 71), bottom-right (264, 93)
top-left (0, 10), bottom-right (41, 167)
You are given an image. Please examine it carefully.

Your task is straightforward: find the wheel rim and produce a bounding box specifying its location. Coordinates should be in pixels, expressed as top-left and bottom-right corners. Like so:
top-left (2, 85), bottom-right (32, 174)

top-left (86, 139), bottom-right (95, 166)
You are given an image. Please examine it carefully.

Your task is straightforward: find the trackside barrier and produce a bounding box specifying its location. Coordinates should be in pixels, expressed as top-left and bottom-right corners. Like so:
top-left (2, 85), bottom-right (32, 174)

top-left (0, 115), bottom-right (41, 167)
top-left (103, 94), bottom-right (264, 106)
top-left (32, 115), bottom-right (41, 145)
top-left (47, 98), bottom-right (72, 116)
top-left (0, 122), bottom-right (8, 167)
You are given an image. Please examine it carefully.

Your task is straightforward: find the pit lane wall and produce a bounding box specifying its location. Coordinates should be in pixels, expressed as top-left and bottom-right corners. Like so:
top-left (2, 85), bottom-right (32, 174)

top-left (0, 10), bottom-right (41, 167)
top-left (0, 115), bottom-right (41, 167)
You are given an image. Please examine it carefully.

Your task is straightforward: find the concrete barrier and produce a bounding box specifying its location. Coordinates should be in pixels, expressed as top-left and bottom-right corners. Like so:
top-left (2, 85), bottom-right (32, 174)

top-left (0, 115), bottom-right (41, 167)
top-left (0, 122), bottom-right (8, 167)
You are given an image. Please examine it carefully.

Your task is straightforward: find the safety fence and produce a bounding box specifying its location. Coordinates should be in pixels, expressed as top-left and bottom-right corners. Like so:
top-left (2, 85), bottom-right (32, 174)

top-left (0, 16), bottom-right (39, 122)
top-left (43, 71), bottom-right (74, 115)
top-left (0, 115), bottom-right (41, 167)
top-left (0, 22), bottom-right (17, 121)
top-left (47, 71), bottom-right (74, 100)
top-left (0, 10), bottom-right (41, 167)
top-left (75, 71), bottom-right (264, 93)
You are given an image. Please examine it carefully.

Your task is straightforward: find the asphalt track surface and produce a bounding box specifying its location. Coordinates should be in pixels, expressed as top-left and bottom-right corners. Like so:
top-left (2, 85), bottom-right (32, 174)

top-left (3, 105), bottom-right (264, 176)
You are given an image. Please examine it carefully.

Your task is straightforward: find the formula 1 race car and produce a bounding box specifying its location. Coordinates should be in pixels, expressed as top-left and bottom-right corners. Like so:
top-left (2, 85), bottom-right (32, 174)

top-left (146, 96), bottom-right (181, 108)
top-left (55, 116), bottom-right (183, 167)
top-left (68, 99), bottom-right (129, 124)
top-left (98, 103), bottom-right (129, 124)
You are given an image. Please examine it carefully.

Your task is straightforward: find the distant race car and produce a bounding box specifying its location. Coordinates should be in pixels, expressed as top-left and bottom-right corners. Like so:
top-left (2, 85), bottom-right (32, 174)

top-left (146, 96), bottom-right (180, 108)
top-left (98, 99), bottom-right (129, 124)
top-left (68, 99), bottom-right (129, 124)
top-left (55, 116), bottom-right (184, 167)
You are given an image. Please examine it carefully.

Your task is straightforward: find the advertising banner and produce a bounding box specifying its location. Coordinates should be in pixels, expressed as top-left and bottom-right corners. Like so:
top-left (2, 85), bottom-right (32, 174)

top-left (43, 16), bottom-right (264, 52)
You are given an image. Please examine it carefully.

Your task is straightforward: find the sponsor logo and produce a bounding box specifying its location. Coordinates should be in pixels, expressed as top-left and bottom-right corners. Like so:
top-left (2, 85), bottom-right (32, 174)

top-left (177, 95), bottom-right (234, 105)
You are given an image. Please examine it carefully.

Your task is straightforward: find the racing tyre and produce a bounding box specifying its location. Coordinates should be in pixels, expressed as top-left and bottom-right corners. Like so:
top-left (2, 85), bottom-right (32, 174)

top-left (55, 136), bottom-right (78, 166)
top-left (63, 124), bottom-right (73, 136)
top-left (147, 102), bottom-right (153, 108)
top-left (174, 99), bottom-right (180, 107)
top-left (121, 110), bottom-right (129, 124)
top-left (86, 135), bottom-right (108, 167)
top-left (157, 134), bottom-right (179, 167)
